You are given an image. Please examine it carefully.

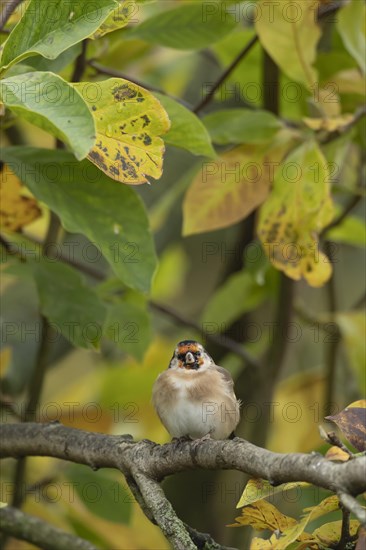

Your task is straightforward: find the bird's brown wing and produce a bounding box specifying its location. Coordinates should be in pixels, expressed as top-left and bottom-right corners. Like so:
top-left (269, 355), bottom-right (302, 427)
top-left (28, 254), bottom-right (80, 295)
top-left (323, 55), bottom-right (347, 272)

top-left (213, 365), bottom-right (235, 389)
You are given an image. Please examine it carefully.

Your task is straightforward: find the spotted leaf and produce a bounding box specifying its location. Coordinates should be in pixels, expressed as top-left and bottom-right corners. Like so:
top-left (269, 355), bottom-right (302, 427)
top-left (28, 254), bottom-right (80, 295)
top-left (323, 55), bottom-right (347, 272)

top-left (74, 79), bottom-right (170, 184)
top-left (257, 141), bottom-right (335, 287)
top-left (0, 164), bottom-right (41, 231)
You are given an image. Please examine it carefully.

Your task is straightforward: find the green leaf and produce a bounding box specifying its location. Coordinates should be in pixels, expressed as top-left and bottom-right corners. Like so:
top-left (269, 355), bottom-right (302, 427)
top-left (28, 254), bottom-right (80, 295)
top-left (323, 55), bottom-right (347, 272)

top-left (0, 0), bottom-right (118, 71)
top-left (73, 79), bottom-right (170, 184)
top-left (202, 109), bottom-right (283, 145)
top-left (66, 465), bottom-right (132, 524)
top-left (326, 214), bottom-right (366, 248)
top-left (258, 141), bottom-right (335, 287)
top-left (0, 147), bottom-right (157, 293)
top-left (202, 271), bottom-right (267, 328)
top-left (154, 93), bottom-right (216, 158)
top-left (255, 0), bottom-right (321, 88)
top-left (126, 3), bottom-right (237, 49)
top-left (337, 0), bottom-right (366, 75)
top-left (104, 301), bottom-right (151, 361)
top-left (6, 44), bottom-right (82, 76)
top-left (31, 261), bottom-right (107, 349)
top-left (0, 72), bottom-right (95, 160)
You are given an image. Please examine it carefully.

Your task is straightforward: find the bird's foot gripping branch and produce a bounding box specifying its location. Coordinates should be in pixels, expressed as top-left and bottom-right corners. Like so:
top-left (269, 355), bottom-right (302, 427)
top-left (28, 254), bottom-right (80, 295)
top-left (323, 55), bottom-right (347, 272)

top-left (0, 418), bottom-right (365, 550)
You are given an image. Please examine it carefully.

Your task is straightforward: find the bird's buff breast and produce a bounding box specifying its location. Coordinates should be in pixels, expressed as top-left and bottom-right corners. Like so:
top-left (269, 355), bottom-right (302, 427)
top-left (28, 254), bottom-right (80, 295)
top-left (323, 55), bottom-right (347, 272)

top-left (152, 369), bottom-right (239, 439)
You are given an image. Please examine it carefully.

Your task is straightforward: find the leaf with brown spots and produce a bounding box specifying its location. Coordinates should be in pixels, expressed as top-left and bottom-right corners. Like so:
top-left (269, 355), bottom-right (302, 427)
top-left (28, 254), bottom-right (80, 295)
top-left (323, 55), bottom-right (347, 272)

top-left (89, 0), bottom-right (137, 39)
top-left (74, 79), bottom-right (170, 184)
top-left (325, 400), bottom-right (366, 452)
top-left (257, 141), bottom-right (335, 287)
top-left (0, 164), bottom-right (41, 231)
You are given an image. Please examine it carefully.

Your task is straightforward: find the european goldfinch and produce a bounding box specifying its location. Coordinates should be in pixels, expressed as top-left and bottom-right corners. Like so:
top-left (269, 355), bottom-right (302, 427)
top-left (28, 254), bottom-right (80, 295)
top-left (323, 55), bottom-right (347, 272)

top-left (152, 340), bottom-right (240, 440)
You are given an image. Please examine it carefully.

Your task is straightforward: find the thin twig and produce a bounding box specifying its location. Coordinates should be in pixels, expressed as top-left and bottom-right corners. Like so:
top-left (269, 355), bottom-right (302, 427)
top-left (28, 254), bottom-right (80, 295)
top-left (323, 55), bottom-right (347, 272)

top-left (10, 213), bottom-right (61, 510)
top-left (320, 106), bottom-right (366, 145)
top-left (71, 39), bottom-right (88, 82)
top-left (0, 506), bottom-right (97, 550)
top-left (149, 301), bottom-right (259, 369)
top-left (0, 0), bottom-right (23, 31)
top-left (320, 429), bottom-right (354, 458)
top-left (323, 241), bottom-right (340, 418)
top-left (321, 195), bottom-right (363, 237)
top-left (183, 523), bottom-right (238, 550)
top-left (193, 35), bottom-right (259, 114)
top-left (0, 395), bottom-right (21, 420)
top-left (88, 59), bottom-right (191, 107)
top-left (338, 492), bottom-right (366, 527)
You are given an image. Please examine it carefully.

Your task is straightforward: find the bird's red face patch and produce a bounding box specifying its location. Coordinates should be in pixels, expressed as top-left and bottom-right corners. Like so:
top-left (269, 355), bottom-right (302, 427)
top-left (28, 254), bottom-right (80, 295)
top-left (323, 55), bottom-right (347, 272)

top-left (177, 342), bottom-right (199, 355)
top-left (176, 342), bottom-right (203, 370)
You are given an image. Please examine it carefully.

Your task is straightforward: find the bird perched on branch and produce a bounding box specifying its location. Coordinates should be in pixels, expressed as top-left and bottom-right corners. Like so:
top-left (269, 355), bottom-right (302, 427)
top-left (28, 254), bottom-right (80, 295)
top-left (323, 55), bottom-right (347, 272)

top-left (152, 340), bottom-right (240, 440)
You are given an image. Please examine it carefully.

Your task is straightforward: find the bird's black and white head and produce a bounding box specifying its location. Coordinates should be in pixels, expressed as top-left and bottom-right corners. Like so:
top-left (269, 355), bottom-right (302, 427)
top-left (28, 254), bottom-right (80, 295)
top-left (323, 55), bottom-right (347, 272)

top-left (168, 340), bottom-right (213, 372)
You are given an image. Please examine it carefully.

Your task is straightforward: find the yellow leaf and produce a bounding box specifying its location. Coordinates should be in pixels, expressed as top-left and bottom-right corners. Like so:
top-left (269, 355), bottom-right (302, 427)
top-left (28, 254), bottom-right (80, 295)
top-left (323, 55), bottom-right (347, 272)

top-left (0, 347), bottom-right (11, 379)
top-left (269, 495), bottom-right (340, 549)
top-left (329, 69), bottom-right (366, 96)
top-left (313, 519), bottom-right (360, 546)
top-left (237, 478), bottom-right (309, 509)
top-left (183, 130), bottom-right (295, 235)
top-left (303, 114), bottom-right (354, 132)
top-left (74, 79), bottom-right (170, 184)
top-left (229, 499), bottom-right (297, 531)
top-left (315, 87), bottom-right (341, 118)
top-left (251, 532), bottom-right (318, 550)
top-left (258, 141), bottom-right (335, 287)
top-left (89, 0), bottom-right (137, 39)
top-left (255, 0), bottom-right (321, 88)
top-left (325, 445), bottom-right (350, 462)
top-left (268, 372), bottom-right (326, 453)
top-left (349, 400), bottom-right (366, 408)
top-left (0, 164), bottom-right (41, 231)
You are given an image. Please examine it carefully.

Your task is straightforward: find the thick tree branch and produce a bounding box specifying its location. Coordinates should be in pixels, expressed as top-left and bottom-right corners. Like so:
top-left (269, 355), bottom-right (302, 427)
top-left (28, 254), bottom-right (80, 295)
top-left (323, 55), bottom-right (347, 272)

top-left (1, 423), bottom-right (365, 499)
top-left (1, 423), bottom-right (365, 548)
top-left (0, 505), bottom-right (97, 550)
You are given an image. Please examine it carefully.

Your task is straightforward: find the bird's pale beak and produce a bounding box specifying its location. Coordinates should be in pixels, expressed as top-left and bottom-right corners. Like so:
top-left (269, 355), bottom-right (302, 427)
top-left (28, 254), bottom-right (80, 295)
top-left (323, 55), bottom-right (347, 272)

top-left (185, 352), bottom-right (195, 364)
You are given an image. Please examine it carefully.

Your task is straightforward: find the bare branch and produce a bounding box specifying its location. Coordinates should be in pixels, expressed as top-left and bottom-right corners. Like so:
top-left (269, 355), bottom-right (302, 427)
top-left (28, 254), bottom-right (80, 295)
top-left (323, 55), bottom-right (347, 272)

top-left (0, 505), bottom-right (97, 550)
top-left (1, 423), bottom-right (365, 497)
top-left (132, 469), bottom-right (196, 550)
